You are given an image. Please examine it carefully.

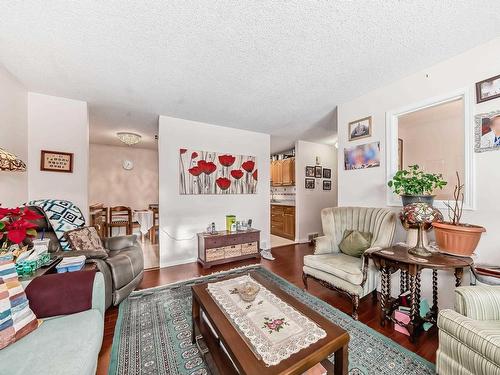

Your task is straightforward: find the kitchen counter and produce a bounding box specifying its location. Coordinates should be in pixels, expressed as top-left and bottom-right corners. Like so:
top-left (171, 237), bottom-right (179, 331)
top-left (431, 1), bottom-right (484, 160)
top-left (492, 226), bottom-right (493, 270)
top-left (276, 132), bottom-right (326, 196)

top-left (270, 201), bottom-right (295, 207)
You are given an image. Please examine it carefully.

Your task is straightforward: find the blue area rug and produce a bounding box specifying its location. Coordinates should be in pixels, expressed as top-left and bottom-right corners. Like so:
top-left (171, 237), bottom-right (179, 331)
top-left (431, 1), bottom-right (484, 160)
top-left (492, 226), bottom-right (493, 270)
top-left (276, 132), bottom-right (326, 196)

top-left (109, 265), bottom-right (435, 375)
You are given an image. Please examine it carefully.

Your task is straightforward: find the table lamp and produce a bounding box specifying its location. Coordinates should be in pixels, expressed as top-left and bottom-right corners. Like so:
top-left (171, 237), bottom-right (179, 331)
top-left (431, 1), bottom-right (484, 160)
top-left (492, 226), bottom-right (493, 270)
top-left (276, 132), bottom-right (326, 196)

top-left (400, 202), bottom-right (443, 257)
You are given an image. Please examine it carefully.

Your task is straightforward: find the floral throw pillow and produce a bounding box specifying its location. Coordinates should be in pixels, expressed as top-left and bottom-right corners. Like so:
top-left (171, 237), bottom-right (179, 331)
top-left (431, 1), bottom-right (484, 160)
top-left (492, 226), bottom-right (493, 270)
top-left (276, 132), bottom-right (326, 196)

top-left (64, 227), bottom-right (108, 259)
top-left (0, 254), bottom-right (38, 350)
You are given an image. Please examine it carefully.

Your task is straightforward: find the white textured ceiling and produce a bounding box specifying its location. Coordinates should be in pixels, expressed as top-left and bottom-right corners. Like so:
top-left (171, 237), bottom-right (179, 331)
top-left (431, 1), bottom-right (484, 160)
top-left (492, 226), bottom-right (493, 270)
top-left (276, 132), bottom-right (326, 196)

top-left (1, 1), bottom-right (500, 151)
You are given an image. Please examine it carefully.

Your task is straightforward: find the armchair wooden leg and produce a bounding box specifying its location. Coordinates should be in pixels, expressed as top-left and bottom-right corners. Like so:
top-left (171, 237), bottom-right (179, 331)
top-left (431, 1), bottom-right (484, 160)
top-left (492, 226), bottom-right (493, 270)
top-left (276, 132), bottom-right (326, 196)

top-left (371, 289), bottom-right (378, 304)
top-left (302, 272), bottom-right (308, 290)
top-left (352, 295), bottom-right (360, 320)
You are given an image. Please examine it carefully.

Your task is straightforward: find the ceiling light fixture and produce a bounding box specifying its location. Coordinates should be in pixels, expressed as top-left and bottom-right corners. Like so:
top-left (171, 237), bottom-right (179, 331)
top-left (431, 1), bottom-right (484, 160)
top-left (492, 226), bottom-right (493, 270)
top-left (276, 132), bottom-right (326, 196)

top-left (0, 147), bottom-right (26, 171)
top-left (117, 132), bottom-right (142, 146)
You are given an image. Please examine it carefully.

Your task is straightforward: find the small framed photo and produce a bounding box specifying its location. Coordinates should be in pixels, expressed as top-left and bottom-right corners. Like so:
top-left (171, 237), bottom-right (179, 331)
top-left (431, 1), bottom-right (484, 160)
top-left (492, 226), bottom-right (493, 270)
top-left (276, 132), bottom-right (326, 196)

top-left (314, 166), bottom-right (322, 178)
top-left (474, 111), bottom-right (500, 153)
top-left (323, 180), bottom-right (332, 190)
top-left (476, 74), bottom-right (500, 103)
top-left (40, 150), bottom-right (73, 173)
top-left (305, 178), bottom-right (315, 189)
top-left (322, 168), bottom-right (331, 179)
top-left (348, 116), bottom-right (372, 141)
top-left (305, 166), bottom-right (315, 177)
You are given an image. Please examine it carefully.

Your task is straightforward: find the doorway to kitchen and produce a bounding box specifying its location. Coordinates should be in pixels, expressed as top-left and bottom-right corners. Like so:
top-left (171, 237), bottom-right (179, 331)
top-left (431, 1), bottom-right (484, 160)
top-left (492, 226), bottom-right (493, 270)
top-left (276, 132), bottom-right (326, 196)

top-left (270, 148), bottom-right (296, 248)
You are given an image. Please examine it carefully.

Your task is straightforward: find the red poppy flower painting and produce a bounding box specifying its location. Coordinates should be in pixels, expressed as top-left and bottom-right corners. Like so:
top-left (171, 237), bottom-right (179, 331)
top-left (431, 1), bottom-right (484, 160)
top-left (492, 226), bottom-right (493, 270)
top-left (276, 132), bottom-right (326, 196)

top-left (188, 166), bottom-right (202, 176)
top-left (216, 177), bottom-right (231, 191)
top-left (230, 169), bottom-right (244, 179)
top-left (242, 160), bottom-right (255, 173)
top-left (218, 154), bottom-right (236, 167)
top-left (179, 149), bottom-right (257, 194)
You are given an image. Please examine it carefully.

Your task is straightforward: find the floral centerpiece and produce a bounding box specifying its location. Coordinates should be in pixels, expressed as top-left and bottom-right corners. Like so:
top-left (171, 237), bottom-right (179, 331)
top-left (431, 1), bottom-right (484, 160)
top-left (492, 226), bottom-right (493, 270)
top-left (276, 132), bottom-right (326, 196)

top-left (0, 207), bottom-right (42, 257)
top-left (400, 203), bottom-right (442, 257)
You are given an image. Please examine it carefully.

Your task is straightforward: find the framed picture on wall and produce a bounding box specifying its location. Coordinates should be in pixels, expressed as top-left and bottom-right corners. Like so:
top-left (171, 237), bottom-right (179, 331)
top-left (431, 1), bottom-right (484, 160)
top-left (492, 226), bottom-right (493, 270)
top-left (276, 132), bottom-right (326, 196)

top-left (40, 150), bottom-right (74, 173)
top-left (474, 111), bottom-right (500, 153)
top-left (323, 180), bottom-right (332, 190)
top-left (305, 178), bottom-right (315, 189)
top-left (323, 168), bottom-right (331, 179)
top-left (348, 116), bottom-right (372, 141)
top-left (305, 166), bottom-right (315, 177)
top-left (476, 74), bottom-right (500, 103)
top-left (314, 166), bottom-right (322, 178)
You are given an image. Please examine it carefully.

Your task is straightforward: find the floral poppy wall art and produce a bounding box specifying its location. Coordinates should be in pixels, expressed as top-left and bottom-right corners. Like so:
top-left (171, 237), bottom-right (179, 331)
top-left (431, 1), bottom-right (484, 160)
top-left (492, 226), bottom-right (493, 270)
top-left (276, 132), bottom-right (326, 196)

top-left (179, 149), bottom-right (258, 194)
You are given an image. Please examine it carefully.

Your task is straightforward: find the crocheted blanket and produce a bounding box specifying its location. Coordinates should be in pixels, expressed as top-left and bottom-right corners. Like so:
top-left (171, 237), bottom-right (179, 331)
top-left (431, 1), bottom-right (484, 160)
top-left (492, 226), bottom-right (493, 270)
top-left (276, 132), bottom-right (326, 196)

top-left (27, 199), bottom-right (85, 250)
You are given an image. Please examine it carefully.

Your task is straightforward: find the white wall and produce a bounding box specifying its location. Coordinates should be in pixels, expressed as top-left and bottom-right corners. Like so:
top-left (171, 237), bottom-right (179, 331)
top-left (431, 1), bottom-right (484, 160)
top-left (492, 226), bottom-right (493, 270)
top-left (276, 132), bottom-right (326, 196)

top-left (295, 140), bottom-right (337, 242)
top-left (0, 65), bottom-right (28, 207)
top-left (89, 143), bottom-right (158, 210)
top-left (337, 36), bottom-right (500, 307)
top-left (158, 116), bottom-right (270, 267)
top-left (28, 93), bottom-right (89, 218)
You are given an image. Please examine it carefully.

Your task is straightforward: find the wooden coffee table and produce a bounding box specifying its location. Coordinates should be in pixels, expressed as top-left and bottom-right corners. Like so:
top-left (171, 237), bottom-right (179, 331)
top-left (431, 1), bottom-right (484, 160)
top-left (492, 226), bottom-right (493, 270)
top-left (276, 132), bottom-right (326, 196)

top-left (191, 271), bottom-right (350, 375)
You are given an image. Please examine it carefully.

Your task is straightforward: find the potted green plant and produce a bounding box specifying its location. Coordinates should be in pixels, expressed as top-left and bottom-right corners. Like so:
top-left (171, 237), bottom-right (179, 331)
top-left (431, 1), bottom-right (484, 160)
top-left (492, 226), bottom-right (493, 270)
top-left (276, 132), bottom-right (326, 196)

top-left (433, 172), bottom-right (485, 257)
top-left (387, 164), bottom-right (447, 206)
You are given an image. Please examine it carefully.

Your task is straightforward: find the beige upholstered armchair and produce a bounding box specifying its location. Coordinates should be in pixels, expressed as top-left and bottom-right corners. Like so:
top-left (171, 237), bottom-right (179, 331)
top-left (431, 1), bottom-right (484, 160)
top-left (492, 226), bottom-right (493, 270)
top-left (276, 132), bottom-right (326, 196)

top-left (302, 207), bottom-right (396, 319)
top-left (437, 285), bottom-right (500, 375)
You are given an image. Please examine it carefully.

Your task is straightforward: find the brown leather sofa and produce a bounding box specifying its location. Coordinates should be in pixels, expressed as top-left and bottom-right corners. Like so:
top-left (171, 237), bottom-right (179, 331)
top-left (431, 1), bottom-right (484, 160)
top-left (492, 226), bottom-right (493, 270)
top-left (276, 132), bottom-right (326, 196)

top-left (27, 206), bottom-right (144, 309)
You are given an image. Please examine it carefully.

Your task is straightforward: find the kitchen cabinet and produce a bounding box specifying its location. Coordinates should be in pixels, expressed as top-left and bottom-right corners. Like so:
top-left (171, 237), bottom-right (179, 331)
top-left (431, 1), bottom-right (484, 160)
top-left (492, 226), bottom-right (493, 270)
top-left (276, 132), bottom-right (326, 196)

top-left (270, 204), bottom-right (295, 240)
top-left (271, 160), bottom-right (282, 186)
top-left (270, 158), bottom-right (295, 186)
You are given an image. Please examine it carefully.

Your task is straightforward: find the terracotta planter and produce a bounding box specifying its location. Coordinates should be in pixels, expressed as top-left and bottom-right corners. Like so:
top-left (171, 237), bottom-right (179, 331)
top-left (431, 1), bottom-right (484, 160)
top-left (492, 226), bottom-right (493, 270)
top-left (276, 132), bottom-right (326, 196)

top-left (433, 222), bottom-right (485, 256)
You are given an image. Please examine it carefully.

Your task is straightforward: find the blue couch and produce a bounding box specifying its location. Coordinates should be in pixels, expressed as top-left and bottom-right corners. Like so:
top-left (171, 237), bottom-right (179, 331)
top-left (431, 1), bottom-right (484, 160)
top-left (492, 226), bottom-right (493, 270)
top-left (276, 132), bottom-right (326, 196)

top-left (0, 272), bottom-right (105, 375)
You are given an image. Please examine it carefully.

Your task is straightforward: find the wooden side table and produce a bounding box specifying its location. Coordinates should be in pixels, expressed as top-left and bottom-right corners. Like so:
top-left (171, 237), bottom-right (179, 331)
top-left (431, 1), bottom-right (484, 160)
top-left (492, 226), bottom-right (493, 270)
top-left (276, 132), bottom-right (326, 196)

top-left (369, 245), bottom-right (473, 342)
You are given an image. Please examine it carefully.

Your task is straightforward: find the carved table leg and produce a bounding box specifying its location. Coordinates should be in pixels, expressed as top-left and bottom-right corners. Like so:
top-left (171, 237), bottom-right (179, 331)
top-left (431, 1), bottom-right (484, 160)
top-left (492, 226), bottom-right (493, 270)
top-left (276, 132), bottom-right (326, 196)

top-left (431, 269), bottom-right (438, 320)
top-left (455, 267), bottom-right (464, 287)
top-left (408, 269), bottom-right (421, 343)
top-left (400, 269), bottom-right (408, 294)
top-left (380, 267), bottom-right (391, 326)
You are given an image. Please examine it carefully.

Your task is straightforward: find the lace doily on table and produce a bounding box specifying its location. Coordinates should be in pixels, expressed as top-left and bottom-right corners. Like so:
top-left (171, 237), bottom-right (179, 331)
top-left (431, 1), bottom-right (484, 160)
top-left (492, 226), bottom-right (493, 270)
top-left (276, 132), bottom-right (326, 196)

top-left (207, 274), bottom-right (326, 366)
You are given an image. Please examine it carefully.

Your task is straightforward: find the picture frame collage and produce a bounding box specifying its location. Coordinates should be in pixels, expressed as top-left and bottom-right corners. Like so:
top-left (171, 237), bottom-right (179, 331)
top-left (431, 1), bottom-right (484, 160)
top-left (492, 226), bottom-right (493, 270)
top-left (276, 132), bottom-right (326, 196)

top-left (305, 165), bottom-right (332, 190)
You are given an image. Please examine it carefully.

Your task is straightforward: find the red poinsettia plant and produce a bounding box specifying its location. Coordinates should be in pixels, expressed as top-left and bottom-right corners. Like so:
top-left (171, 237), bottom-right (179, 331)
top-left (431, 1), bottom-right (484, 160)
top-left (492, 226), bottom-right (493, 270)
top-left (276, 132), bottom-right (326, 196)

top-left (0, 207), bottom-right (42, 246)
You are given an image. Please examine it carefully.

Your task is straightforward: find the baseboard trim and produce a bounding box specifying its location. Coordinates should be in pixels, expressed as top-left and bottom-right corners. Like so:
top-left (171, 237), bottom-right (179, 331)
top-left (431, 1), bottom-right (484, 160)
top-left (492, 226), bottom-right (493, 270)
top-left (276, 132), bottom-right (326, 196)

top-left (160, 257), bottom-right (197, 268)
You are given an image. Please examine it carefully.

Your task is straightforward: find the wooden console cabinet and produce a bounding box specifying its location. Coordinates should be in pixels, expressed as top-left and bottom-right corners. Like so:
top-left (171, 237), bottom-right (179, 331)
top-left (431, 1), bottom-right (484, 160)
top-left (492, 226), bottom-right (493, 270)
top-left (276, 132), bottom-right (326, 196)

top-left (197, 229), bottom-right (260, 268)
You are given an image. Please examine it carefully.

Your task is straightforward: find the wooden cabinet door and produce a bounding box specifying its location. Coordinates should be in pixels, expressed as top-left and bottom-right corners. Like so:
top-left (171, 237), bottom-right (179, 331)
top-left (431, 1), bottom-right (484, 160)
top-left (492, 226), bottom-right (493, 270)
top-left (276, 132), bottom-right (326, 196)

top-left (270, 161), bottom-right (274, 186)
top-left (283, 206), bottom-right (295, 240)
top-left (274, 161), bottom-right (283, 186)
top-left (281, 158), bottom-right (295, 186)
top-left (282, 159), bottom-right (291, 185)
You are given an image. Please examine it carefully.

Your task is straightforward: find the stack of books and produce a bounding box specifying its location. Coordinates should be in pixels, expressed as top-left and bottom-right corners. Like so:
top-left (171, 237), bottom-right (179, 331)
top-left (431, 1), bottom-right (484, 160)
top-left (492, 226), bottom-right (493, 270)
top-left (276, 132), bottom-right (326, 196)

top-left (393, 291), bottom-right (432, 336)
top-left (56, 256), bottom-right (86, 273)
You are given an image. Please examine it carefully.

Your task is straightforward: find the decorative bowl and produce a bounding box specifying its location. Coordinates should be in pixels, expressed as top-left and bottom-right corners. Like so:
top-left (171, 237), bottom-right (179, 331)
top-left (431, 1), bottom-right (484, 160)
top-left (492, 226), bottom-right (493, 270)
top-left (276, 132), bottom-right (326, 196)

top-left (237, 281), bottom-right (260, 302)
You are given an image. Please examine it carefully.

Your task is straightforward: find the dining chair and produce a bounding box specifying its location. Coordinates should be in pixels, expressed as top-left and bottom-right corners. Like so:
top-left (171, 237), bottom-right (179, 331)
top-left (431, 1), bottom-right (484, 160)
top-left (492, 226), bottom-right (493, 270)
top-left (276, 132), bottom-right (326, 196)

top-left (148, 205), bottom-right (159, 245)
top-left (108, 206), bottom-right (132, 236)
top-left (89, 203), bottom-right (108, 238)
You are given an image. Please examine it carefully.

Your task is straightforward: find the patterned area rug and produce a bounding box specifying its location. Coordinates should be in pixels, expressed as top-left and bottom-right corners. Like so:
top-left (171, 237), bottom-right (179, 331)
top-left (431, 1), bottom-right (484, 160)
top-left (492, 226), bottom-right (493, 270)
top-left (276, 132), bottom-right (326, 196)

top-left (109, 265), bottom-right (435, 375)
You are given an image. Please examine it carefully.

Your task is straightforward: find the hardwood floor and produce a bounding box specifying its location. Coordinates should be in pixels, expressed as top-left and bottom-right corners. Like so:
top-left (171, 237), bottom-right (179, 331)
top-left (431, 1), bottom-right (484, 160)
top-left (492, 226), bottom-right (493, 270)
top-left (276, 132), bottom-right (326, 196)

top-left (97, 243), bottom-right (438, 374)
